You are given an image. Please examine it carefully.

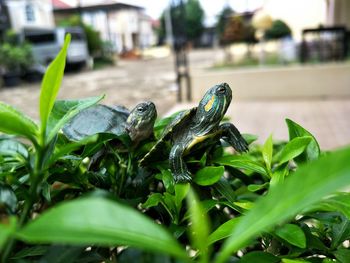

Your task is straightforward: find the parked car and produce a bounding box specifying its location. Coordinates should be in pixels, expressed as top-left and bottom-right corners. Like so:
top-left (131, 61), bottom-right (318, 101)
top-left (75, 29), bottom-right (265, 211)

top-left (21, 26), bottom-right (90, 73)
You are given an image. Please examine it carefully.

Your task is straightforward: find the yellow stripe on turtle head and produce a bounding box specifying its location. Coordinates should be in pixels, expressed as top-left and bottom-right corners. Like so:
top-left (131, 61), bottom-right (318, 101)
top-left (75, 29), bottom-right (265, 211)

top-left (204, 95), bottom-right (215, 112)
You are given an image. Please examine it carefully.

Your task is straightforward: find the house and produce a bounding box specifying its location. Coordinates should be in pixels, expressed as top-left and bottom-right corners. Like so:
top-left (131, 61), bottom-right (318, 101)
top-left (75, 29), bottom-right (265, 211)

top-left (1, 0), bottom-right (55, 33)
top-left (53, 0), bottom-right (156, 53)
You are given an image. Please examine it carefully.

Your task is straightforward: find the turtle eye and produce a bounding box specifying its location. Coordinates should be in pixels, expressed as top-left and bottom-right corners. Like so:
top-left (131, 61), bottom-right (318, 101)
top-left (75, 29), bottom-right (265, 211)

top-left (137, 106), bottom-right (146, 113)
top-left (217, 86), bottom-right (226, 94)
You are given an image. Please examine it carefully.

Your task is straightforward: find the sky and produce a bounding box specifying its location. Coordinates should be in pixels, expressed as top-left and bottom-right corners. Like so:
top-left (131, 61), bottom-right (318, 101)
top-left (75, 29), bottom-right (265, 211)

top-left (73, 0), bottom-right (265, 26)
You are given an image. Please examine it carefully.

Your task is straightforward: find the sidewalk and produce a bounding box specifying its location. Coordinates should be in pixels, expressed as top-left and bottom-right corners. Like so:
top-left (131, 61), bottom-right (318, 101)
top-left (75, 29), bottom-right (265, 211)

top-left (168, 98), bottom-right (350, 150)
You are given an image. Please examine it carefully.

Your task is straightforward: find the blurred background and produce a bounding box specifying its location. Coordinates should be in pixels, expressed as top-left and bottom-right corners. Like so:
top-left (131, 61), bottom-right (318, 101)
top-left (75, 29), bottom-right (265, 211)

top-left (0, 0), bottom-right (349, 149)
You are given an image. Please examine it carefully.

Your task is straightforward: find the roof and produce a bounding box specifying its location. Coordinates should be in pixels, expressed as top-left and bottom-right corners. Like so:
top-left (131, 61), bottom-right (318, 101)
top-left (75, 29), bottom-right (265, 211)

top-left (52, 0), bottom-right (72, 9)
top-left (53, 0), bottom-right (143, 13)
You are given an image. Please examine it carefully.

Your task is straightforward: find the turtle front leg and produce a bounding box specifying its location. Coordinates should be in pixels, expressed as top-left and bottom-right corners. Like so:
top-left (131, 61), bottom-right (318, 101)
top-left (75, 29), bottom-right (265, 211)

top-left (169, 144), bottom-right (192, 183)
top-left (220, 123), bottom-right (249, 153)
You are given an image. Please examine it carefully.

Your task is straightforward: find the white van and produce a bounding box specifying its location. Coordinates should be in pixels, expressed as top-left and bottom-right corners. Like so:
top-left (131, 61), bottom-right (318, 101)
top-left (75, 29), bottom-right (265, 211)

top-left (56, 27), bottom-right (90, 66)
top-left (22, 26), bottom-right (90, 72)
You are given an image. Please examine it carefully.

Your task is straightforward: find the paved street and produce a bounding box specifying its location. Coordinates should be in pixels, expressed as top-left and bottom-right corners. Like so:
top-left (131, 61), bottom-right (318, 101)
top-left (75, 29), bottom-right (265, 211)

top-left (0, 56), bottom-right (178, 120)
top-left (1, 49), bottom-right (350, 150)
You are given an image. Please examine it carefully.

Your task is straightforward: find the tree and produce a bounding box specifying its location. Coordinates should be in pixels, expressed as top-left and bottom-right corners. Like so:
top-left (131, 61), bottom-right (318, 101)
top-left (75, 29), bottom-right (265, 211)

top-left (265, 19), bottom-right (292, 40)
top-left (216, 6), bottom-right (234, 40)
top-left (185, 0), bottom-right (204, 41)
top-left (217, 12), bottom-right (258, 62)
top-left (157, 0), bottom-right (204, 45)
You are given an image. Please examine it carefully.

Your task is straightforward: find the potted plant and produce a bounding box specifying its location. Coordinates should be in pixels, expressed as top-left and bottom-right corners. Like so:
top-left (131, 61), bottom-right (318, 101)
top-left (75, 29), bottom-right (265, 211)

top-left (0, 42), bottom-right (32, 87)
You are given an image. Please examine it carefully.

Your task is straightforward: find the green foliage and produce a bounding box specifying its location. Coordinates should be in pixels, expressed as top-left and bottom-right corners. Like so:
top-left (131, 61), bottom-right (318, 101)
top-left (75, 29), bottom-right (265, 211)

top-left (185, 0), bottom-right (205, 41)
top-left (0, 35), bottom-right (350, 262)
top-left (218, 13), bottom-right (257, 45)
top-left (0, 102), bottom-right (38, 142)
top-left (17, 197), bottom-right (186, 259)
top-left (158, 0), bottom-right (204, 43)
top-left (265, 19), bottom-right (292, 40)
top-left (0, 42), bottom-right (33, 72)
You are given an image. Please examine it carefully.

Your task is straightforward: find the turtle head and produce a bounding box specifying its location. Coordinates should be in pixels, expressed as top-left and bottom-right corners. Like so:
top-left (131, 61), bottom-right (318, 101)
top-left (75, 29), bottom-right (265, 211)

top-left (126, 101), bottom-right (157, 144)
top-left (196, 83), bottom-right (232, 127)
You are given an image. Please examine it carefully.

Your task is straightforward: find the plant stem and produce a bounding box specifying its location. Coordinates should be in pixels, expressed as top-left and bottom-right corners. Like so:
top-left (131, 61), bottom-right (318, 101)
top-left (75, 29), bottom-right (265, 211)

top-left (1, 146), bottom-right (45, 262)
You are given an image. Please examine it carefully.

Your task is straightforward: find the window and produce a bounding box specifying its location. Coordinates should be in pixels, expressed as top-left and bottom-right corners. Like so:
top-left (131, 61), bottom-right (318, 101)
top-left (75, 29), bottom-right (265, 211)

top-left (25, 4), bottom-right (35, 22)
top-left (24, 32), bottom-right (56, 44)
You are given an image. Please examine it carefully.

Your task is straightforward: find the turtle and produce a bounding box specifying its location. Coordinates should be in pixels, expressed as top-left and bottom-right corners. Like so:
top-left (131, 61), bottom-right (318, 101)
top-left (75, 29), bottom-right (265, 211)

top-left (140, 83), bottom-right (248, 183)
top-left (63, 101), bottom-right (157, 148)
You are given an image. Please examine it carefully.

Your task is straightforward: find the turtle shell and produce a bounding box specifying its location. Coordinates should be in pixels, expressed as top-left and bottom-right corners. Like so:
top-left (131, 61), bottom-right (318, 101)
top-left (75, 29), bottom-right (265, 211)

top-left (63, 104), bottom-right (130, 141)
top-left (140, 107), bottom-right (197, 165)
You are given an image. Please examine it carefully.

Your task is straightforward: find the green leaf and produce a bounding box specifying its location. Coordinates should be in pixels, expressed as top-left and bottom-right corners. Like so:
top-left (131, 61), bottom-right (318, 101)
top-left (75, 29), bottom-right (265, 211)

top-left (183, 199), bottom-right (217, 222)
top-left (277, 136), bottom-right (312, 165)
top-left (215, 146), bottom-right (350, 263)
top-left (0, 138), bottom-right (28, 159)
top-left (247, 183), bottom-right (269, 192)
top-left (16, 197), bottom-right (187, 259)
top-left (11, 246), bottom-right (48, 259)
top-left (238, 251), bottom-right (280, 263)
top-left (213, 178), bottom-right (236, 204)
top-left (208, 217), bottom-right (240, 244)
top-left (0, 102), bottom-right (38, 142)
top-left (46, 96), bottom-right (104, 143)
top-left (233, 201), bottom-right (254, 211)
top-left (39, 245), bottom-right (84, 263)
top-left (270, 165), bottom-right (288, 188)
top-left (286, 119), bottom-right (320, 162)
top-left (311, 193), bottom-right (350, 220)
top-left (262, 135), bottom-right (273, 172)
top-left (275, 224), bottom-right (306, 248)
top-left (242, 134), bottom-right (258, 145)
top-left (0, 216), bottom-right (17, 250)
top-left (49, 135), bottom-right (99, 165)
top-left (187, 189), bottom-right (211, 263)
top-left (282, 259), bottom-right (311, 263)
top-left (159, 168), bottom-right (175, 193)
top-left (214, 155), bottom-right (267, 176)
top-left (142, 193), bottom-right (163, 209)
top-left (0, 184), bottom-right (17, 214)
top-left (163, 193), bottom-right (177, 218)
top-left (40, 34), bottom-right (71, 138)
top-left (194, 166), bottom-right (225, 186)
top-left (175, 183), bottom-right (190, 209)
top-left (331, 215), bottom-right (350, 248)
top-left (334, 248), bottom-right (350, 263)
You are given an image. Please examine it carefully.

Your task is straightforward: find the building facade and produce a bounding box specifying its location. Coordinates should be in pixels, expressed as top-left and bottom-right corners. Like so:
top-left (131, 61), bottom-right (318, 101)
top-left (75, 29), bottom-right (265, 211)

top-left (3, 0), bottom-right (55, 32)
top-left (53, 1), bottom-right (156, 53)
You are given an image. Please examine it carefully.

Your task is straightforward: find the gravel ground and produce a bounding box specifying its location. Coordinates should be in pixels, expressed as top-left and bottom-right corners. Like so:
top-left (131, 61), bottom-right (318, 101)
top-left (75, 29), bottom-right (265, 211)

top-left (0, 56), bottom-right (178, 120)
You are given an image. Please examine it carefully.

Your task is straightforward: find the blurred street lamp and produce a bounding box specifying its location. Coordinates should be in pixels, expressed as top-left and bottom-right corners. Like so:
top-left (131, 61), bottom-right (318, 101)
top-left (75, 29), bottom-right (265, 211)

top-left (252, 10), bottom-right (273, 65)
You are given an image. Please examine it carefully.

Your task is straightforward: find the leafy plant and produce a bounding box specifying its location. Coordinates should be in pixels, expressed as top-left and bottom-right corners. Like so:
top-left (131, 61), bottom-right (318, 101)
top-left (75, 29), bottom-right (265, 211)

top-left (265, 19), bottom-right (292, 40)
top-left (1, 33), bottom-right (350, 263)
top-left (0, 43), bottom-right (33, 72)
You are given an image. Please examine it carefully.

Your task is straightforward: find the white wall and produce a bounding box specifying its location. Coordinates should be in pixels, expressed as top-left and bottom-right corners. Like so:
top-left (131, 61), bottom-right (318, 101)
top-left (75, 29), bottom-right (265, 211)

top-left (263, 0), bottom-right (327, 41)
top-left (82, 7), bottom-right (155, 53)
top-left (6, 0), bottom-right (55, 31)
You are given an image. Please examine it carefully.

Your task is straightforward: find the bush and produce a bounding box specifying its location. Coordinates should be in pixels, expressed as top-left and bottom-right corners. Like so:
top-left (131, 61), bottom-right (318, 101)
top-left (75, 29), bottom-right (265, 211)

top-left (265, 19), bottom-right (292, 40)
top-left (1, 35), bottom-right (350, 263)
top-left (0, 33), bottom-right (33, 73)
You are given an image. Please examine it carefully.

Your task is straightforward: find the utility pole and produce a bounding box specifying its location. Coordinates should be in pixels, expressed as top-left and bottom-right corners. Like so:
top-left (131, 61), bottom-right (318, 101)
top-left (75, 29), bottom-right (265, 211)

top-left (164, 1), bottom-right (173, 50)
